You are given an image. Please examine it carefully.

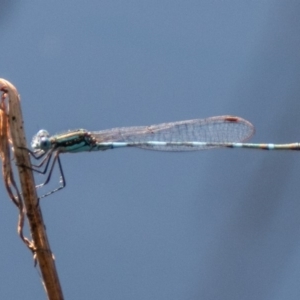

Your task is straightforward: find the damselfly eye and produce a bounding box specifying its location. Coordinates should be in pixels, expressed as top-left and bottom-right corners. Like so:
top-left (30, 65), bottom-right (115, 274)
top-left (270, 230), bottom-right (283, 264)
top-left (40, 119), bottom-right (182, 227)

top-left (39, 137), bottom-right (51, 150)
top-left (31, 129), bottom-right (51, 150)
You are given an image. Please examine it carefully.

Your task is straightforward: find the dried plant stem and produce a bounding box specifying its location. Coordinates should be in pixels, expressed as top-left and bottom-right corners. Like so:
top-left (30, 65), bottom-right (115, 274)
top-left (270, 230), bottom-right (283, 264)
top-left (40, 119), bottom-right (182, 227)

top-left (0, 79), bottom-right (64, 300)
top-left (0, 94), bottom-right (29, 247)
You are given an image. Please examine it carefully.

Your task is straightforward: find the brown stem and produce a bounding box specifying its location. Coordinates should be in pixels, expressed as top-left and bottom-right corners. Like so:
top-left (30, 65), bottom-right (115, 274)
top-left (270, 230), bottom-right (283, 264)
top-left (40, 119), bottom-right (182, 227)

top-left (0, 79), bottom-right (64, 300)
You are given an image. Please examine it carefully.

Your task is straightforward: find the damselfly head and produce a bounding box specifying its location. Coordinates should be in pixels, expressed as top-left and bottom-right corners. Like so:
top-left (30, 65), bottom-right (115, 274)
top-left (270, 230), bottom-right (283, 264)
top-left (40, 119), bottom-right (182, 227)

top-left (31, 129), bottom-right (51, 151)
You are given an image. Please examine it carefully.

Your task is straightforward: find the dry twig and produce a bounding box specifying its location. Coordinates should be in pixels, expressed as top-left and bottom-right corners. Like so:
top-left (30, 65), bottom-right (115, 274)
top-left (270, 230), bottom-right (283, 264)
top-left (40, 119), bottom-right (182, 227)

top-left (0, 79), bottom-right (64, 300)
top-left (0, 92), bottom-right (30, 247)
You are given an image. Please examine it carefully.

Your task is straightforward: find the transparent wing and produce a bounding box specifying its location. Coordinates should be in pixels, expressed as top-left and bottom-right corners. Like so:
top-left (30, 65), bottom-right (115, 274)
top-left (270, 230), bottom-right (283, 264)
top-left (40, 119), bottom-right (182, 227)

top-left (90, 116), bottom-right (255, 151)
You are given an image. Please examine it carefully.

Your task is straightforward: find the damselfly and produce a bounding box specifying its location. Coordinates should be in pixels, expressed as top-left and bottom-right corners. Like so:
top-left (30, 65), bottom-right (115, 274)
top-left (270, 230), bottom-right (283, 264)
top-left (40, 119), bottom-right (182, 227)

top-left (26, 115), bottom-right (299, 198)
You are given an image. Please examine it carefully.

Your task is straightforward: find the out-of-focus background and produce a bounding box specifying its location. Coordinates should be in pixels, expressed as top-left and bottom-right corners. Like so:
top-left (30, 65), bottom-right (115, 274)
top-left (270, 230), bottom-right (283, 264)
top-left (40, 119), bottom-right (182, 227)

top-left (1, 1), bottom-right (300, 299)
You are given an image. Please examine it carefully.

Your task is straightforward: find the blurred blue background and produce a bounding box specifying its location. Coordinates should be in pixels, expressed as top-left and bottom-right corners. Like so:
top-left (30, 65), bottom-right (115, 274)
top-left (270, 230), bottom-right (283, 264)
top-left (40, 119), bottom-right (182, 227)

top-left (1, 1), bottom-right (300, 299)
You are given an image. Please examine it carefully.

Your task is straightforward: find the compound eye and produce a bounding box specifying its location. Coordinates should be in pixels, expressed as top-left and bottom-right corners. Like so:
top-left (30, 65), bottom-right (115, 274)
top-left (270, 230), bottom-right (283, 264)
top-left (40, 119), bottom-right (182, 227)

top-left (39, 137), bottom-right (51, 150)
top-left (31, 129), bottom-right (51, 150)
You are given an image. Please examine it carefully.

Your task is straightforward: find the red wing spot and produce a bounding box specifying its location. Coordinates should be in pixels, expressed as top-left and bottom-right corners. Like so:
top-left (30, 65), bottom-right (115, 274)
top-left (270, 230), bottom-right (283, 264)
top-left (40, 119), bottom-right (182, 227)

top-left (224, 116), bottom-right (239, 122)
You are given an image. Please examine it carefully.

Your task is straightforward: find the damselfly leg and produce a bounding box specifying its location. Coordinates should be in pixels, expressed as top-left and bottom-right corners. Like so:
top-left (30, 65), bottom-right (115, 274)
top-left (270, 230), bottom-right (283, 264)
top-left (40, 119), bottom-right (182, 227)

top-left (36, 153), bottom-right (65, 199)
top-left (19, 147), bottom-right (66, 198)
